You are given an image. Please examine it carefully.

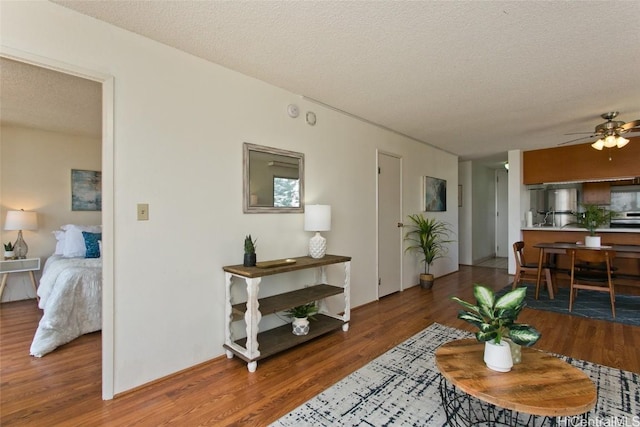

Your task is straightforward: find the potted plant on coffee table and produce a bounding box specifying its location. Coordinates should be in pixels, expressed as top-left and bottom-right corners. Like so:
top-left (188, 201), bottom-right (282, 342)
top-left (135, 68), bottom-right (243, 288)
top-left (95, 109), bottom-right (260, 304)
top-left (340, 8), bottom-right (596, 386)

top-left (404, 214), bottom-right (453, 289)
top-left (285, 302), bottom-right (318, 336)
top-left (575, 204), bottom-right (617, 248)
top-left (451, 284), bottom-right (541, 372)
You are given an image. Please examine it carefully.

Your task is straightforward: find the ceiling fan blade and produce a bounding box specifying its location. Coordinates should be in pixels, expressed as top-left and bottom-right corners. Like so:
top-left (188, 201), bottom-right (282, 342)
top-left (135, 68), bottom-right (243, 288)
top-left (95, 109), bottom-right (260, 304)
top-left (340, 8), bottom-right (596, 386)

top-left (564, 131), bottom-right (598, 136)
top-left (557, 135), bottom-right (596, 145)
top-left (620, 119), bottom-right (640, 131)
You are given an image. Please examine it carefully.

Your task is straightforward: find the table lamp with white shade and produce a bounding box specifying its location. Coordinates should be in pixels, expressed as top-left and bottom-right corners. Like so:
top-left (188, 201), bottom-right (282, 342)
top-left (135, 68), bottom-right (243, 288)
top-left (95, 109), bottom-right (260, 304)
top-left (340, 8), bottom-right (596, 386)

top-left (4, 210), bottom-right (38, 259)
top-left (304, 205), bottom-right (331, 259)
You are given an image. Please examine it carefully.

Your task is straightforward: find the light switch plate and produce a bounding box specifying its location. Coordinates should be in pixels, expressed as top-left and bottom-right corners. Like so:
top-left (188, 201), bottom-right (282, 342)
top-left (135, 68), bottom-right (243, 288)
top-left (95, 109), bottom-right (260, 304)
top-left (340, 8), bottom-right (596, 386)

top-left (137, 203), bottom-right (149, 221)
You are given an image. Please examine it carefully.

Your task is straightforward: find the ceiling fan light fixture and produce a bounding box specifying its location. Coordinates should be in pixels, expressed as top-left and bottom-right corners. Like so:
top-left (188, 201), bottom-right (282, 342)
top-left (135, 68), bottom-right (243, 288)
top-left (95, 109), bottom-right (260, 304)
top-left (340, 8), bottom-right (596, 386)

top-left (616, 136), bottom-right (630, 148)
top-left (603, 135), bottom-right (618, 148)
top-left (591, 139), bottom-right (605, 150)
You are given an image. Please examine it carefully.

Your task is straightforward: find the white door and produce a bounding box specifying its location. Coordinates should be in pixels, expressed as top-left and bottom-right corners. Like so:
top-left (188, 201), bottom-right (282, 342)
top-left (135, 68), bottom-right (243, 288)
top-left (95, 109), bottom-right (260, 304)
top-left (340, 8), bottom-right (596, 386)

top-left (496, 169), bottom-right (509, 257)
top-left (377, 152), bottom-right (402, 298)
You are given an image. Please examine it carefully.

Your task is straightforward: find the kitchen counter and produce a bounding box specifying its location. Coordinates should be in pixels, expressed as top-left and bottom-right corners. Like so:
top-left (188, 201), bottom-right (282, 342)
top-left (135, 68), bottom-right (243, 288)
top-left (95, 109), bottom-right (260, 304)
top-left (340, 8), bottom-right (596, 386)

top-left (521, 226), bottom-right (639, 233)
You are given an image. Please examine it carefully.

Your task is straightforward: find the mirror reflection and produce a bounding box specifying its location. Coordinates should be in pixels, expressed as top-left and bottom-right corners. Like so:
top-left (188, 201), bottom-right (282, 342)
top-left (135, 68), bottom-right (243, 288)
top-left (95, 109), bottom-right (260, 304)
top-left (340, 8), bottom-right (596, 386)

top-left (243, 143), bottom-right (304, 213)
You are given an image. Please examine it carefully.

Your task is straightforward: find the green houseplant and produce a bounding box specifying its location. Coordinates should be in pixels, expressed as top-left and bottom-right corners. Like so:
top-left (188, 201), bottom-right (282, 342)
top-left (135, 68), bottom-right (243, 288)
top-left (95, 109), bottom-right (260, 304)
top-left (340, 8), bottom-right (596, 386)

top-left (404, 214), bottom-right (453, 289)
top-left (4, 242), bottom-right (15, 259)
top-left (285, 302), bottom-right (318, 336)
top-left (452, 284), bottom-right (541, 372)
top-left (575, 204), bottom-right (616, 247)
top-left (243, 234), bottom-right (257, 267)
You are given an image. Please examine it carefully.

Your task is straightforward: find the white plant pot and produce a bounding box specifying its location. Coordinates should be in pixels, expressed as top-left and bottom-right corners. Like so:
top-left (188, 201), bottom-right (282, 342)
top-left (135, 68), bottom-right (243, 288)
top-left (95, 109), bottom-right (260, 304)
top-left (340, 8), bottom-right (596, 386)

top-left (292, 317), bottom-right (310, 336)
top-left (4, 251), bottom-right (14, 259)
top-left (585, 235), bottom-right (601, 248)
top-left (484, 340), bottom-right (513, 372)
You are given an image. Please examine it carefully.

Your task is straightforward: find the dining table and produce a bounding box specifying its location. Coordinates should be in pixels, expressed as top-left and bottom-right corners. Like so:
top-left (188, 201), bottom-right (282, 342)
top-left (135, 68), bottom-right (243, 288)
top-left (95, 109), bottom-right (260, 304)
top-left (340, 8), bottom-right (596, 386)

top-left (533, 242), bottom-right (640, 299)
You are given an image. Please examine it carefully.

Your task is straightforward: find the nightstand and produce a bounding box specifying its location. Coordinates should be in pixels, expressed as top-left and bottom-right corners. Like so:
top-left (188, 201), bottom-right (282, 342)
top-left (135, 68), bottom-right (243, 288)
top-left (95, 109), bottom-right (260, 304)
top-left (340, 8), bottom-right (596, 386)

top-left (0, 258), bottom-right (41, 302)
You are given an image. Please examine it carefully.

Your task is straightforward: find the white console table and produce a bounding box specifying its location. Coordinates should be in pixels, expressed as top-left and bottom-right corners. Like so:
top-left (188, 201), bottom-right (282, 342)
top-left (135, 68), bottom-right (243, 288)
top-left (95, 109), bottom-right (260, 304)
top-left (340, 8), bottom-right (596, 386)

top-left (222, 254), bottom-right (351, 372)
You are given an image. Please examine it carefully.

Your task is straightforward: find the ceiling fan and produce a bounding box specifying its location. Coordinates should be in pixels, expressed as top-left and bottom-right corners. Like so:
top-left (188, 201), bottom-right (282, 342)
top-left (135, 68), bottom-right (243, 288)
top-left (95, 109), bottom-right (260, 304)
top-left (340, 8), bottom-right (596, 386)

top-left (560, 111), bottom-right (640, 149)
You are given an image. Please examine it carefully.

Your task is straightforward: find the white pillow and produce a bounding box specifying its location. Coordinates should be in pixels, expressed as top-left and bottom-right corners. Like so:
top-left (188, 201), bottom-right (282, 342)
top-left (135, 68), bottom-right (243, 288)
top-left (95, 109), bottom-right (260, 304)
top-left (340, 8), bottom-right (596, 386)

top-left (52, 230), bottom-right (66, 255)
top-left (61, 224), bottom-right (102, 258)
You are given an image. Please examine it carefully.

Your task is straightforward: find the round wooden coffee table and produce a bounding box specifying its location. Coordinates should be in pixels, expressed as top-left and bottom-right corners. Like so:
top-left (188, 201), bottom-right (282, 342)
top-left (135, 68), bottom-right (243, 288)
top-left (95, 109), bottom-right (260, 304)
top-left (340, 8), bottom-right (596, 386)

top-left (435, 339), bottom-right (596, 426)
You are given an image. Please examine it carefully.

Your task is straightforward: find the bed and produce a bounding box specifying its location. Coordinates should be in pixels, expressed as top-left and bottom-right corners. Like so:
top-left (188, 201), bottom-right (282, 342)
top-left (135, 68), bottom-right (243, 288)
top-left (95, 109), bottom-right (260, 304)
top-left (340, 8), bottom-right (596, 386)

top-left (30, 225), bottom-right (103, 357)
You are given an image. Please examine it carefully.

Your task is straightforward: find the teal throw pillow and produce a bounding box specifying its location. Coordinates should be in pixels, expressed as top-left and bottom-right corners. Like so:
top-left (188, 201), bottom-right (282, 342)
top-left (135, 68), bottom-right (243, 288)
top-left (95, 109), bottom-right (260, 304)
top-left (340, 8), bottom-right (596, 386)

top-left (82, 231), bottom-right (102, 258)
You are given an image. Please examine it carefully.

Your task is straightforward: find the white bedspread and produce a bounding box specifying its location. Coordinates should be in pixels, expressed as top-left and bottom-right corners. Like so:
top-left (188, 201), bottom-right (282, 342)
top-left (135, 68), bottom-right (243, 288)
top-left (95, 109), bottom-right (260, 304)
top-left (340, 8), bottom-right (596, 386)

top-left (30, 255), bottom-right (102, 357)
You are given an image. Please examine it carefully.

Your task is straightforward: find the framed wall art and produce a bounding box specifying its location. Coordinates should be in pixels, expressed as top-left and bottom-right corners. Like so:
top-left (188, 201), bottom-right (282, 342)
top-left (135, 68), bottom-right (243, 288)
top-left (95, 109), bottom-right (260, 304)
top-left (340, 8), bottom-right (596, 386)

top-left (71, 169), bottom-right (102, 211)
top-left (423, 176), bottom-right (446, 212)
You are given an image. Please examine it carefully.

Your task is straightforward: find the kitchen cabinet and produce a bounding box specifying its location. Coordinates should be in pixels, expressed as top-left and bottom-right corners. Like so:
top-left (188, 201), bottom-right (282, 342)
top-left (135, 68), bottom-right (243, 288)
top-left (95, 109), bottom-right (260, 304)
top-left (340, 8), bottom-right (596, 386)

top-left (582, 182), bottom-right (611, 205)
top-left (222, 254), bottom-right (351, 372)
top-left (523, 137), bottom-right (640, 184)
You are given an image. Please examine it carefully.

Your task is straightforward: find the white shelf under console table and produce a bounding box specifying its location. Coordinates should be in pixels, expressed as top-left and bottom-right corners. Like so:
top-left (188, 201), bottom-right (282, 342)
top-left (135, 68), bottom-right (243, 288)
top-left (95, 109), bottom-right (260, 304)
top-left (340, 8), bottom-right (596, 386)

top-left (222, 254), bottom-right (351, 372)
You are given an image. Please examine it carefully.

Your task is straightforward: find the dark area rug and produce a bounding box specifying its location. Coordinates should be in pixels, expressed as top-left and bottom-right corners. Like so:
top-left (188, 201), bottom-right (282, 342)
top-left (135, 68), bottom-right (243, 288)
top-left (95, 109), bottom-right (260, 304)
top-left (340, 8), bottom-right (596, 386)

top-left (498, 283), bottom-right (640, 326)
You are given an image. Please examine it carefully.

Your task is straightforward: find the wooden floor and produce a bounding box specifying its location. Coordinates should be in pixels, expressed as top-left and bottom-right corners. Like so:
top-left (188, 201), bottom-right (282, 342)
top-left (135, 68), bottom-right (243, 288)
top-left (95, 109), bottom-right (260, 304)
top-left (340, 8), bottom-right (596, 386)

top-left (2, 265), bottom-right (639, 426)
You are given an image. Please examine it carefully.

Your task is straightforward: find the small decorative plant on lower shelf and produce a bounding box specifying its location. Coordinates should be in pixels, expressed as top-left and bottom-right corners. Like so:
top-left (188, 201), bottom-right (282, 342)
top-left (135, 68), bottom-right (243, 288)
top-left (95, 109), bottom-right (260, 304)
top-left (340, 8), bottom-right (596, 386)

top-left (451, 284), bottom-right (541, 372)
top-left (285, 302), bottom-right (318, 336)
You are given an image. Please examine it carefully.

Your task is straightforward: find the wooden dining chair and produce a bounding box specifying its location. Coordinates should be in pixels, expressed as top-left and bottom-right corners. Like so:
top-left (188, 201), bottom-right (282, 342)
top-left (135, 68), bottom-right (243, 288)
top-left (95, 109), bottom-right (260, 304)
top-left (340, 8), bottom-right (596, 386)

top-left (566, 248), bottom-right (616, 318)
top-left (512, 241), bottom-right (555, 299)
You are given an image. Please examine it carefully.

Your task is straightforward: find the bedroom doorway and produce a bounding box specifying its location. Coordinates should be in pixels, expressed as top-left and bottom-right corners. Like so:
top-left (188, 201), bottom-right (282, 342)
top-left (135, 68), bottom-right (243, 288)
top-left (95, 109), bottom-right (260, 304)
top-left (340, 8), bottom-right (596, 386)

top-left (0, 48), bottom-right (115, 399)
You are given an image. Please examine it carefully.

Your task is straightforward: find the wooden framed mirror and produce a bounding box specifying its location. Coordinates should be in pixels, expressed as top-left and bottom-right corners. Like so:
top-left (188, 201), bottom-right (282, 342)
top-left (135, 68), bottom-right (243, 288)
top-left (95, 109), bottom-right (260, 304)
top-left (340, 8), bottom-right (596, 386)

top-left (243, 143), bottom-right (304, 213)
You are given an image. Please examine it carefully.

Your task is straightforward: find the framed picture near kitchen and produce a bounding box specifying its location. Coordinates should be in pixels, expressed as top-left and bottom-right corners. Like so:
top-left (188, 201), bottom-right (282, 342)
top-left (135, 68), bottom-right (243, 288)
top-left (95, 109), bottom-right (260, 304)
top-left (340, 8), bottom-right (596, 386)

top-left (423, 176), bottom-right (446, 212)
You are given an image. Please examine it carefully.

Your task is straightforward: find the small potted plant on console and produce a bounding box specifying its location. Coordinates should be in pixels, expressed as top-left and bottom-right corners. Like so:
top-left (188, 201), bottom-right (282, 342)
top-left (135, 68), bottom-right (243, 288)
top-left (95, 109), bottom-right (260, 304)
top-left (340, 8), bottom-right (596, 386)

top-left (243, 234), bottom-right (257, 267)
top-left (286, 302), bottom-right (318, 336)
top-left (452, 284), bottom-right (541, 372)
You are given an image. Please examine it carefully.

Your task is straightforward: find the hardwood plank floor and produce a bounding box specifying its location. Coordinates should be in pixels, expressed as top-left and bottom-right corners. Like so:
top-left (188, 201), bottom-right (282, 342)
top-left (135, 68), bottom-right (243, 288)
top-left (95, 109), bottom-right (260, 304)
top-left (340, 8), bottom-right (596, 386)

top-left (1, 265), bottom-right (639, 426)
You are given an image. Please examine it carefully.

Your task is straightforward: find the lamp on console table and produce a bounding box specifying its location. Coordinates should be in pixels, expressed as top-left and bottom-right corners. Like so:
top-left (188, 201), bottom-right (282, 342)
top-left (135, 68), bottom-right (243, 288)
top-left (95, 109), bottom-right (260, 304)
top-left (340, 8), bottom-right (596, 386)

top-left (304, 205), bottom-right (331, 259)
top-left (4, 209), bottom-right (38, 259)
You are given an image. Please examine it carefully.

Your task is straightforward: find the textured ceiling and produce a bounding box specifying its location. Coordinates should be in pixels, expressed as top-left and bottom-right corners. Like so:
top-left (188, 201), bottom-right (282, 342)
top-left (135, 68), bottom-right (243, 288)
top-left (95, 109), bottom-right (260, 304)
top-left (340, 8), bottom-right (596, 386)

top-left (0, 58), bottom-right (102, 138)
top-left (6, 1), bottom-right (640, 160)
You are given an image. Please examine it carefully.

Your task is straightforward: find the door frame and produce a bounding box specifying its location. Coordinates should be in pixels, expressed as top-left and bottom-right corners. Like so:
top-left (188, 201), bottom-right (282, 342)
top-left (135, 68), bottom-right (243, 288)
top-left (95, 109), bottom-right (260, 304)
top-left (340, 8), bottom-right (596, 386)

top-left (376, 149), bottom-right (403, 298)
top-left (1, 46), bottom-right (116, 400)
top-left (495, 168), bottom-right (509, 258)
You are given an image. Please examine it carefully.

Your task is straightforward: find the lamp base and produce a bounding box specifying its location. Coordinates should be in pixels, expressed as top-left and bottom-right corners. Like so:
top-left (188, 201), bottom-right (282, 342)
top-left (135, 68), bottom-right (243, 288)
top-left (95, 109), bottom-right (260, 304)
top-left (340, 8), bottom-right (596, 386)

top-left (309, 232), bottom-right (327, 259)
top-left (13, 230), bottom-right (28, 259)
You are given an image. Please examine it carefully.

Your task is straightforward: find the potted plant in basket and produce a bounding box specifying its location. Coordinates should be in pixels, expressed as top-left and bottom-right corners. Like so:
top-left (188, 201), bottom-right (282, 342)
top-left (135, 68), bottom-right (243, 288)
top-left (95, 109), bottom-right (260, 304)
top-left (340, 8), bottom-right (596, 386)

top-left (575, 204), bottom-right (617, 248)
top-left (4, 242), bottom-right (15, 260)
top-left (451, 284), bottom-right (541, 372)
top-left (243, 234), bottom-right (257, 267)
top-left (404, 214), bottom-right (454, 289)
top-left (285, 302), bottom-right (318, 336)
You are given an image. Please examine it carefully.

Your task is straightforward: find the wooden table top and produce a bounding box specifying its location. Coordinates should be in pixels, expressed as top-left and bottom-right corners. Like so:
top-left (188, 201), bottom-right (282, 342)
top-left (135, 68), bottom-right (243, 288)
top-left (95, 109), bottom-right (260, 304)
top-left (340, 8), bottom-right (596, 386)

top-left (222, 254), bottom-right (351, 278)
top-left (435, 339), bottom-right (596, 417)
top-left (534, 242), bottom-right (640, 259)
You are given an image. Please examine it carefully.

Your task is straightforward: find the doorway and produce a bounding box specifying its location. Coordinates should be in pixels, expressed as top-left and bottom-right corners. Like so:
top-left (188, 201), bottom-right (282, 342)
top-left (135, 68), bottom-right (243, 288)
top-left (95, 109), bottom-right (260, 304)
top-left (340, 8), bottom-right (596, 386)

top-left (377, 151), bottom-right (402, 298)
top-left (495, 169), bottom-right (509, 258)
top-left (1, 48), bottom-right (115, 399)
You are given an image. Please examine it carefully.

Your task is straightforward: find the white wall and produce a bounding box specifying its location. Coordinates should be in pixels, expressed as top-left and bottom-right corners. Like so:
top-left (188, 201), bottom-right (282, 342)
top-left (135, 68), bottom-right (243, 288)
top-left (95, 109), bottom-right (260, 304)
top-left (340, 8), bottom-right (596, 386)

top-left (1, 1), bottom-right (458, 396)
top-left (0, 126), bottom-right (102, 301)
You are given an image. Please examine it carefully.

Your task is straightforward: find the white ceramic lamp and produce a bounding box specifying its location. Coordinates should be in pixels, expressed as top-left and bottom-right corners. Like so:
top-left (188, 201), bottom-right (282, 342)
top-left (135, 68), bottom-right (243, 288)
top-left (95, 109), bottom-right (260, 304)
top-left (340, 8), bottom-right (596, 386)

top-left (4, 210), bottom-right (38, 259)
top-left (304, 205), bottom-right (331, 259)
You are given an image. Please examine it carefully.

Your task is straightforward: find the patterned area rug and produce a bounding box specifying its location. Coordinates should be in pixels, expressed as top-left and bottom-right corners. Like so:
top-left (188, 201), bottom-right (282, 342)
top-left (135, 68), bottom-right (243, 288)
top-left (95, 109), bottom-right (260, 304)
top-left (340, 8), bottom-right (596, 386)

top-left (498, 283), bottom-right (640, 326)
top-left (271, 323), bottom-right (639, 426)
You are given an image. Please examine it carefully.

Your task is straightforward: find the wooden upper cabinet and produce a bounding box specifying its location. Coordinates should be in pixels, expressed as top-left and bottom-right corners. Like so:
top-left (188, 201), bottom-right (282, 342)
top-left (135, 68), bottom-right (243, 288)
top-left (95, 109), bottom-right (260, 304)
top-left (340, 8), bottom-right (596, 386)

top-left (582, 182), bottom-right (611, 205)
top-left (523, 136), bottom-right (640, 184)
